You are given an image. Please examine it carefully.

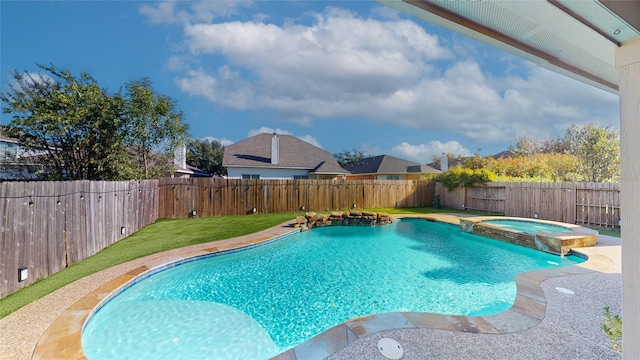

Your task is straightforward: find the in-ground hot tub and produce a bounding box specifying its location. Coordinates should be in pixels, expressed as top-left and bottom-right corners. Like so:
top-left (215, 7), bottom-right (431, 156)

top-left (459, 217), bottom-right (598, 255)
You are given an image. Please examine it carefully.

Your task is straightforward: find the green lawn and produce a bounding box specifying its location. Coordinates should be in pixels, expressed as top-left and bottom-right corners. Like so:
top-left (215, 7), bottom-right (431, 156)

top-left (598, 229), bottom-right (621, 237)
top-left (0, 213), bottom-right (300, 319)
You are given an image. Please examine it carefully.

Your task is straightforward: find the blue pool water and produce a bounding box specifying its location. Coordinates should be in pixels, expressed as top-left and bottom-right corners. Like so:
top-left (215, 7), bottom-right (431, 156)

top-left (82, 219), bottom-right (584, 360)
top-left (482, 219), bottom-right (574, 233)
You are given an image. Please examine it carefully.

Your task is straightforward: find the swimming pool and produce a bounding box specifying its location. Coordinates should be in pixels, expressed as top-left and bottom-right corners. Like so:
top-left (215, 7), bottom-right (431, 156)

top-left (481, 219), bottom-right (574, 233)
top-left (82, 219), bottom-right (584, 360)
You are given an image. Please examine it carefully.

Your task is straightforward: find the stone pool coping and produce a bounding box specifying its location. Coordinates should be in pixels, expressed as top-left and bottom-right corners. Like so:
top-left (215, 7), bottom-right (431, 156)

top-left (457, 216), bottom-right (598, 255)
top-left (1, 214), bottom-right (620, 360)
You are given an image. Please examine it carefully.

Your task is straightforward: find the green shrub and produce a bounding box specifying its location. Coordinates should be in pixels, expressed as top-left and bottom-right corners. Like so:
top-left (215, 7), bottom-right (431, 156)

top-left (603, 306), bottom-right (622, 353)
top-left (433, 167), bottom-right (496, 191)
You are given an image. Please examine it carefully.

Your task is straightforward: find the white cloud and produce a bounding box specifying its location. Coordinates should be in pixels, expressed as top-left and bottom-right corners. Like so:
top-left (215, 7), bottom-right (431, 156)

top-left (247, 127), bottom-right (322, 148)
top-left (174, 66), bottom-right (254, 109)
top-left (174, 8), bottom-right (452, 114)
top-left (165, 5), bottom-right (618, 146)
top-left (139, 0), bottom-right (252, 24)
top-left (202, 136), bottom-right (233, 146)
top-left (139, 1), bottom-right (188, 24)
top-left (392, 140), bottom-right (472, 163)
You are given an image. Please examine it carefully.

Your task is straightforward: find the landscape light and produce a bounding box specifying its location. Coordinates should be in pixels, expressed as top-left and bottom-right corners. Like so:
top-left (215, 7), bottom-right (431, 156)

top-left (18, 267), bottom-right (28, 282)
top-left (120, 227), bottom-right (126, 235)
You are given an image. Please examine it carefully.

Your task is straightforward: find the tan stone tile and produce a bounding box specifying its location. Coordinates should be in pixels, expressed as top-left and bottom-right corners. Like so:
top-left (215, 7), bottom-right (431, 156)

top-left (555, 265), bottom-right (593, 276)
top-left (510, 294), bottom-right (546, 320)
top-left (32, 331), bottom-right (86, 360)
top-left (484, 309), bottom-right (541, 333)
top-left (32, 310), bottom-right (88, 360)
top-left (67, 271), bottom-right (143, 311)
top-left (402, 312), bottom-right (457, 331)
top-left (346, 313), bottom-right (414, 337)
top-left (270, 348), bottom-right (297, 360)
top-left (445, 315), bottom-right (500, 333)
top-left (580, 254), bottom-right (615, 272)
top-left (293, 324), bottom-right (349, 360)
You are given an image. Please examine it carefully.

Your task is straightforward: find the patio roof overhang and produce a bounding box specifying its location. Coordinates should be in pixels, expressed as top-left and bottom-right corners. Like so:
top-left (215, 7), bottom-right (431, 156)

top-left (378, 0), bottom-right (640, 94)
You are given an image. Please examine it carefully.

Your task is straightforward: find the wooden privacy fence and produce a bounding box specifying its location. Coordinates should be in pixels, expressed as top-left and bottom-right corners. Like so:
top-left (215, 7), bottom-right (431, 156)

top-left (0, 180), bottom-right (158, 298)
top-left (2, 178), bottom-right (620, 299)
top-left (158, 178), bottom-right (436, 218)
top-left (435, 181), bottom-right (621, 227)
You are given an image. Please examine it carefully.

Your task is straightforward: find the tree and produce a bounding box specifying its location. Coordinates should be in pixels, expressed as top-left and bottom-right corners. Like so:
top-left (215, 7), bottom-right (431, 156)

top-left (1, 65), bottom-right (190, 180)
top-left (509, 136), bottom-right (542, 157)
top-left (0, 65), bottom-right (128, 180)
top-left (563, 124), bottom-right (619, 182)
top-left (186, 138), bottom-right (226, 176)
top-left (123, 78), bottom-right (189, 179)
top-left (504, 124), bottom-right (619, 182)
top-left (333, 149), bottom-right (368, 167)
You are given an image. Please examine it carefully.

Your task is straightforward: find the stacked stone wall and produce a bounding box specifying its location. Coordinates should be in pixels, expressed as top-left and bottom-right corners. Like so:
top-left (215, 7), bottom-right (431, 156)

top-left (294, 211), bottom-right (393, 231)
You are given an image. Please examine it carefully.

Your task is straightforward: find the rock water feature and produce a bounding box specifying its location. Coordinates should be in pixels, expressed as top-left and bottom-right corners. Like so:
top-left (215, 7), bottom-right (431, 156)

top-left (294, 211), bottom-right (393, 230)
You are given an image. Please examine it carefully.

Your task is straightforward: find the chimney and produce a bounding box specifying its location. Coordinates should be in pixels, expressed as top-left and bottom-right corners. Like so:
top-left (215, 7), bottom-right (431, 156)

top-left (271, 132), bottom-right (279, 165)
top-left (441, 152), bottom-right (448, 171)
top-left (174, 144), bottom-right (186, 169)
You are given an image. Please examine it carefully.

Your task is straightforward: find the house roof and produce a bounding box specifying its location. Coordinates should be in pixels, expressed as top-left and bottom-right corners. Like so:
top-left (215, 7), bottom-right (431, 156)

top-left (344, 154), bottom-right (441, 175)
top-left (173, 164), bottom-right (211, 177)
top-left (223, 133), bottom-right (348, 175)
top-left (381, 0), bottom-right (640, 94)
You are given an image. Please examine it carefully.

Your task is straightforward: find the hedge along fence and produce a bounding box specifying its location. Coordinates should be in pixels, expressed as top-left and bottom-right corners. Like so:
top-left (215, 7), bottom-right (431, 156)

top-left (435, 181), bottom-right (621, 228)
top-left (157, 178), bottom-right (437, 218)
top-left (0, 180), bottom-right (158, 298)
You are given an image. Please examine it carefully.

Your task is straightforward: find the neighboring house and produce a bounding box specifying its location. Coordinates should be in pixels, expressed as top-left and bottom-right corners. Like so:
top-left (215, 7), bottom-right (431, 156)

top-left (0, 134), bottom-right (45, 180)
top-left (168, 145), bottom-right (211, 178)
top-left (343, 154), bottom-right (441, 180)
top-left (223, 133), bottom-right (348, 180)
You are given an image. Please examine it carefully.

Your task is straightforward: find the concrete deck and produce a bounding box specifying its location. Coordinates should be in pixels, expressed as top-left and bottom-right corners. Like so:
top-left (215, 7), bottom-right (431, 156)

top-left (0, 215), bottom-right (622, 359)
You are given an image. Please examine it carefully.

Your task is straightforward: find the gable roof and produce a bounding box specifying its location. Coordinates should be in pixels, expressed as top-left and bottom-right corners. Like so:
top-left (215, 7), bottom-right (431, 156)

top-left (344, 154), bottom-right (441, 175)
top-left (223, 133), bottom-right (348, 174)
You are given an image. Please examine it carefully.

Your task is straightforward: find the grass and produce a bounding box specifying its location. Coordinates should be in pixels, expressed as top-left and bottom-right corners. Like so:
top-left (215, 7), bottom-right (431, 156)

top-left (0, 213), bottom-right (300, 319)
top-left (598, 228), bottom-right (621, 237)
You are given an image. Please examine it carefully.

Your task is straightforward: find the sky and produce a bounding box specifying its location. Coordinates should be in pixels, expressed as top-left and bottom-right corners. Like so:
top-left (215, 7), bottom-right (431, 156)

top-left (0, 0), bottom-right (620, 164)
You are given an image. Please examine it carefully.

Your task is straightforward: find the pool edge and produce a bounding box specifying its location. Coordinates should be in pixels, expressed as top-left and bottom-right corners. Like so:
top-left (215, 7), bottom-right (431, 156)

top-left (30, 214), bottom-right (610, 360)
